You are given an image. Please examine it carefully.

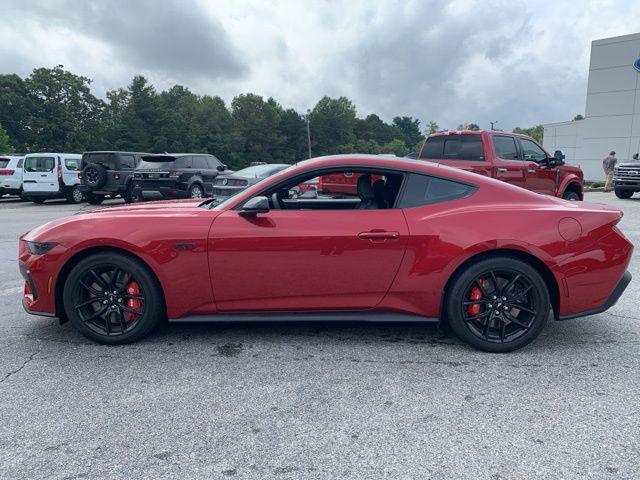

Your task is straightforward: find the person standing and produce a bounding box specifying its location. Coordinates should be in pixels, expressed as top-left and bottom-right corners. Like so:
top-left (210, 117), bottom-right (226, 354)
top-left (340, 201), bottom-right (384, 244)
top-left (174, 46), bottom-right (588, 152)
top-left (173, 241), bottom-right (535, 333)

top-left (603, 150), bottom-right (617, 192)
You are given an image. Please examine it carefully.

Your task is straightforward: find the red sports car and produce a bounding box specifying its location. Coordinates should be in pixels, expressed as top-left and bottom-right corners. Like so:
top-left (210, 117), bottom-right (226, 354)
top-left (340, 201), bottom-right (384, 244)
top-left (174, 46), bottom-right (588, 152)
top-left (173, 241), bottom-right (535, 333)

top-left (19, 155), bottom-right (633, 352)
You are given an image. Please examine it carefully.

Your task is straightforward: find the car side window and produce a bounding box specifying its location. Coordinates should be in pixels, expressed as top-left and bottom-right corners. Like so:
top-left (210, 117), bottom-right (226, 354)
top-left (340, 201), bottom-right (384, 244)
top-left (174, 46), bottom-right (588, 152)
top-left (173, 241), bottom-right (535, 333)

top-left (65, 158), bottom-right (80, 170)
top-left (194, 156), bottom-right (209, 170)
top-left (17, 158), bottom-right (24, 168)
top-left (205, 156), bottom-right (222, 169)
top-left (175, 156), bottom-right (192, 169)
top-left (519, 139), bottom-right (547, 162)
top-left (399, 173), bottom-right (476, 208)
top-left (493, 136), bottom-right (519, 160)
top-left (120, 155), bottom-right (135, 170)
top-left (441, 135), bottom-right (484, 161)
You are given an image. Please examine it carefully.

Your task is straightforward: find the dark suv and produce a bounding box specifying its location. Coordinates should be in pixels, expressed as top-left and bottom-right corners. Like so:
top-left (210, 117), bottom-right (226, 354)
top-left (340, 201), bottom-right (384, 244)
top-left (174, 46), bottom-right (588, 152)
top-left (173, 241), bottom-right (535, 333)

top-left (79, 151), bottom-right (148, 204)
top-left (133, 153), bottom-right (227, 200)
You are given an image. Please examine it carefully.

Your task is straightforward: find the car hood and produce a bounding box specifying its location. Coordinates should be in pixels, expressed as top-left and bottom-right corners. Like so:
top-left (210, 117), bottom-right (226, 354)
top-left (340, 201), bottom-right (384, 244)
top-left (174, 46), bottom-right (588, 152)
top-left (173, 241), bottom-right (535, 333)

top-left (86, 198), bottom-right (207, 213)
top-left (618, 161), bottom-right (640, 167)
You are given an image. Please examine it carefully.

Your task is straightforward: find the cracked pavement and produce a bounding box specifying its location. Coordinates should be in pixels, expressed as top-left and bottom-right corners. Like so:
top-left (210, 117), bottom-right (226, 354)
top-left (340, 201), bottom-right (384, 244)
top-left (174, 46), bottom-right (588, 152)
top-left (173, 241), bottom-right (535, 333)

top-left (0, 193), bottom-right (638, 479)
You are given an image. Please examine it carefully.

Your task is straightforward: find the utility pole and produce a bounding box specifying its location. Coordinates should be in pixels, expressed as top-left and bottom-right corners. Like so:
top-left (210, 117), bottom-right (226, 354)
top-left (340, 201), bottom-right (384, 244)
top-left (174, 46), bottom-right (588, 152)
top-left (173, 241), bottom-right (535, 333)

top-left (490, 121), bottom-right (498, 130)
top-left (305, 110), bottom-right (312, 159)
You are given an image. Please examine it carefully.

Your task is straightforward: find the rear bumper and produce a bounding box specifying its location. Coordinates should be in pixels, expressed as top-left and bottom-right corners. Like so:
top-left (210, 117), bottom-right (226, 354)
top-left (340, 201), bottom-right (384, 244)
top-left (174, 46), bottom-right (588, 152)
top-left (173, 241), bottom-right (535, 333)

top-left (134, 183), bottom-right (189, 198)
top-left (559, 270), bottom-right (632, 320)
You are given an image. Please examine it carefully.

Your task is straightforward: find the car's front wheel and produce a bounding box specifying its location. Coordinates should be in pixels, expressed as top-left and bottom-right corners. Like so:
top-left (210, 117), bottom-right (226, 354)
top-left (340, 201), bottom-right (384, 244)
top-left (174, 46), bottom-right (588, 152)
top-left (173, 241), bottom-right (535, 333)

top-left (84, 192), bottom-right (105, 205)
top-left (445, 257), bottom-right (550, 352)
top-left (614, 188), bottom-right (634, 199)
top-left (63, 252), bottom-right (164, 344)
top-left (188, 184), bottom-right (204, 199)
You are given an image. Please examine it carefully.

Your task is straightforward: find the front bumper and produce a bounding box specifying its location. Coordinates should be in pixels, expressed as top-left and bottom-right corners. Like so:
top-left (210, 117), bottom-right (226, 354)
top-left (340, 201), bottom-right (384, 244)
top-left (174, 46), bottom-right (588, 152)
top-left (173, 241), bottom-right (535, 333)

top-left (559, 270), bottom-right (632, 320)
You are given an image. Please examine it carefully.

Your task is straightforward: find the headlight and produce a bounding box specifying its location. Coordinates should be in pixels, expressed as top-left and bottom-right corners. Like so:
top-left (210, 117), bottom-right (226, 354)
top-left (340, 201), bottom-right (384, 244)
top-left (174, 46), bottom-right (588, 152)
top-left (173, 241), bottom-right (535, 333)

top-left (26, 241), bottom-right (58, 255)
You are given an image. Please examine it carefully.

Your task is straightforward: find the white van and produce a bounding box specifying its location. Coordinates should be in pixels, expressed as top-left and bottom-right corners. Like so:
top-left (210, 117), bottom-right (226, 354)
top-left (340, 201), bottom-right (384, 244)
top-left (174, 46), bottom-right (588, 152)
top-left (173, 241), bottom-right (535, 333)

top-left (22, 153), bottom-right (83, 204)
top-left (0, 155), bottom-right (25, 197)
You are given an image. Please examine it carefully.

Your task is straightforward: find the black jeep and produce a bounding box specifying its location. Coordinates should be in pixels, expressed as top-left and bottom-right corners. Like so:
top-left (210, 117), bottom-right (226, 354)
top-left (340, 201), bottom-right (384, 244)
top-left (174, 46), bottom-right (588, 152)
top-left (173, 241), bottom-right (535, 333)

top-left (133, 153), bottom-right (227, 200)
top-left (79, 151), bottom-right (149, 204)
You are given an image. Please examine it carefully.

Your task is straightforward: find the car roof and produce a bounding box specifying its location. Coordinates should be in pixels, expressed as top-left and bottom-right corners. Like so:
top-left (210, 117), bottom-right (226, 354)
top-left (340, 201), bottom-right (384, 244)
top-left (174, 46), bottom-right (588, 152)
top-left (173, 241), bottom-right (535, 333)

top-left (24, 153), bottom-right (81, 158)
top-left (83, 151), bottom-right (150, 155)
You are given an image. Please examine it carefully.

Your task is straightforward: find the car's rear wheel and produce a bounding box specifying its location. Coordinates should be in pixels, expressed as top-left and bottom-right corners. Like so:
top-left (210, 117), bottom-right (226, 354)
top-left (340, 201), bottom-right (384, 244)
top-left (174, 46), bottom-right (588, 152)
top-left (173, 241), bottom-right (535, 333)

top-left (445, 257), bottom-right (550, 352)
top-left (84, 192), bottom-right (105, 205)
top-left (63, 252), bottom-right (164, 344)
top-left (189, 184), bottom-right (204, 199)
top-left (562, 190), bottom-right (581, 201)
top-left (66, 185), bottom-right (84, 204)
top-left (614, 188), bottom-right (634, 199)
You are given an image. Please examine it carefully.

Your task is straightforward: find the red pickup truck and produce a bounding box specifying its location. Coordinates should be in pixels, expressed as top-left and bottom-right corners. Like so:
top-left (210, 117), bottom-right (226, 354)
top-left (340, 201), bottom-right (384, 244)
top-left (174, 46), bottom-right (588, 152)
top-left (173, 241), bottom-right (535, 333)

top-left (320, 130), bottom-right (584, 200)
top-left (417, 130), bottom-right (584, 200)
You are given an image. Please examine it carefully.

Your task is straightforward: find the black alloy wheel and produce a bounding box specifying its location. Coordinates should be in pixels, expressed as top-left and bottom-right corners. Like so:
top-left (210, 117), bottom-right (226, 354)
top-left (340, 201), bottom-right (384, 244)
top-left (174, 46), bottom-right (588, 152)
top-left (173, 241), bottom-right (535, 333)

top-left (446, 257), bottom-right (550, 352)
top-left (63, 252), bottom-right (164, 344)
top-left (189, 184), bottom-right (204, 199)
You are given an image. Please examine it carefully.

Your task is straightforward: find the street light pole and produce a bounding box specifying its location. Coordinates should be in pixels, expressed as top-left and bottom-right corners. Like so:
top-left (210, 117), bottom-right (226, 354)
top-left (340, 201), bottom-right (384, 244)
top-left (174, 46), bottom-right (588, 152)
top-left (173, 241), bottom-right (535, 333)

top-left (305, 111), bottom-right (312, 159)
top-left (490, 121), bottom-right (498, 130)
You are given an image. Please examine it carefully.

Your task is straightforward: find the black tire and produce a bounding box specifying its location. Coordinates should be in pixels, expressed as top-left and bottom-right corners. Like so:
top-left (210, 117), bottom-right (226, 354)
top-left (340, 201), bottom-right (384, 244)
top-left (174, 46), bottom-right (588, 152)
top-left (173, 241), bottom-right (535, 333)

top-left (66, 185), bottom-right (84, 204)
top-left (63, 252), bottom-right (164, 345)
top-left (445, 257), bottom-right (550, 353)
top-left (84, 192), bottom-right (105, 205)
top-left (614, 188), bottom-right (634, 199)
top-left (562, 190), bottom-right (581, 201)
top-left (82, 163), bottom-right (108, 189)
top-left (188, 183), bottom-right (204, 199)
top-left (122, 183), bottom-right (139, 203)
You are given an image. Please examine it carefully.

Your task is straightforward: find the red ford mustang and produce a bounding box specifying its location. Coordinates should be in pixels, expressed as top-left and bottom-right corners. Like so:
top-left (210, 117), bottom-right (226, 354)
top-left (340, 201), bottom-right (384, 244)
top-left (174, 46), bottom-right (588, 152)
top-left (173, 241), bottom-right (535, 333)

top-left (19, 155), bottom-right (633, 352)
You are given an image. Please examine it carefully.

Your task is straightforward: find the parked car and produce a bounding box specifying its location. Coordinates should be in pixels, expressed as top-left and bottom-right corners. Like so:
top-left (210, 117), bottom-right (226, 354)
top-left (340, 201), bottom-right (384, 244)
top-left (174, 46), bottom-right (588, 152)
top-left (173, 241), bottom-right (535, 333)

top-left (22, 153), bottom-right (83, 204)
top-left (0, 154), bottom-right (25, 197)
top-left (418, 130), bottom-right (584, 200)
top-left (20, 155), bottom-right (632, 352)
top-left (613, 157), bottom-right (640, 199)
top-left (212, 163), bottom-right (290, 199)
top-left (133, 153), bottom-right (227, 200)
top-left (79, 151), bottom-right (148, 204)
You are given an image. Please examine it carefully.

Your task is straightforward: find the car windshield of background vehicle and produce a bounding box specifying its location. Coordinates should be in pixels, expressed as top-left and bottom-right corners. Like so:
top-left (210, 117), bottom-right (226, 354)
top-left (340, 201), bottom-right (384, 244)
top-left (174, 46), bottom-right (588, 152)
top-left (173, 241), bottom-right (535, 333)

top-left (24, 156), bottom-right (55, 172)
top-left (520, 139), bottom-right (547, 162)
top-left (83, 154), bottom-right (117, 170)
top-left (493, 135), bottom-right (519, 160)
top-left (234, 164), bottom-right (289, 177)
top-left (65, 158), bottom-right (79, 170)
top-left (442, 135), bottom-right (484, 161)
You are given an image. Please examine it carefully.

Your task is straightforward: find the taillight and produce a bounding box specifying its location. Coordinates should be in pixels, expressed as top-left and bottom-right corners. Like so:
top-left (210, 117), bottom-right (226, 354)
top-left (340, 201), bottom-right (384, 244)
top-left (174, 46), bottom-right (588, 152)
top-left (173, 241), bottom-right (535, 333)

top-left (0, 169), bottom-right (14, 175)
top-left (169, 172), bottom-right (181, 178)
top-left (78, 172), bottom-right (83, 179)
top-left (57, 164), bottom-right (62, 182)
top-left (112, 172), bottom-right (120, 180)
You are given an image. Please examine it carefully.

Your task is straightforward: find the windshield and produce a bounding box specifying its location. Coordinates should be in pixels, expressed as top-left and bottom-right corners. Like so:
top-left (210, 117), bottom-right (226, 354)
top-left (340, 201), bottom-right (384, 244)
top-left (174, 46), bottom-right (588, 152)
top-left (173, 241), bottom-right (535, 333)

top-left (24, 156), bottom-right (55, 172)
top-left (234, 164), bottom-right (288, 177)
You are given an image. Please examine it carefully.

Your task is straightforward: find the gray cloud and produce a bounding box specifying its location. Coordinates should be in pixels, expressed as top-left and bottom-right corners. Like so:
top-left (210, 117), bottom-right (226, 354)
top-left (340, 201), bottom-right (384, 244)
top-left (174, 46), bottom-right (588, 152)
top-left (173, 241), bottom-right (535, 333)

top-left (4, 0), bottom-right (246, 82)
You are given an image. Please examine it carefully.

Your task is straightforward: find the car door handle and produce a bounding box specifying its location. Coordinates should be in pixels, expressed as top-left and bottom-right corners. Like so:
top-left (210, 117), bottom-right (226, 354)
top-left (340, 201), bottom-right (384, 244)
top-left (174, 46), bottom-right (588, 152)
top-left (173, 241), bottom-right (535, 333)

top-left (497, 168), bottom-right (507, 173)
top-left (40, 174), bottom-right (48, 177)
top-left (358, 230), bottom-right (400, 241)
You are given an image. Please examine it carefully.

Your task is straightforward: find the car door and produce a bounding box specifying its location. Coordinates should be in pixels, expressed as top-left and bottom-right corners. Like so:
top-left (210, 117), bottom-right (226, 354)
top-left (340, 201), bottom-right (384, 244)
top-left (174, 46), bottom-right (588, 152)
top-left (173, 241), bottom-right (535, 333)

top-left (61, 156), bottom-right (81, 186)
top-left (196, 155), bottom-right (216, 196)
top-left (208, 187), bottom-right (409, 312)
top-left (491, 135), bottom-right (527, 189)
top-left (23, 155), bottom-right (58, 193)
top-left (519, 138), bottom-right (556, 195)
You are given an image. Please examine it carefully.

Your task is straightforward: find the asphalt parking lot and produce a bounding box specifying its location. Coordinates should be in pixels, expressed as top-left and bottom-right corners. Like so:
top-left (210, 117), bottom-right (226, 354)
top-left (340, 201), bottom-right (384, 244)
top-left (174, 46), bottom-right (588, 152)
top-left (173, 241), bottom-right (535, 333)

top-left (0, 193), bottom-right (638, 479)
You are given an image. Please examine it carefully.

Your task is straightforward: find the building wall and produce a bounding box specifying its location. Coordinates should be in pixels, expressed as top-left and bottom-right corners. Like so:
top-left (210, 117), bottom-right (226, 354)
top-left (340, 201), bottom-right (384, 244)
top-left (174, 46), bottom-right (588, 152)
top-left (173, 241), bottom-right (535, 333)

top-left (543, 32), bottom-right (640, 180)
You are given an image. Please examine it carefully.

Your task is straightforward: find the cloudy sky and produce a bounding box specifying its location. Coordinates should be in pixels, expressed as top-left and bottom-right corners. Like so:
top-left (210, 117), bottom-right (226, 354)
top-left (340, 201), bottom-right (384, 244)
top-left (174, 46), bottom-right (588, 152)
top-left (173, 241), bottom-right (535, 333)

top-left (2, 0), bottom-right (639, 131)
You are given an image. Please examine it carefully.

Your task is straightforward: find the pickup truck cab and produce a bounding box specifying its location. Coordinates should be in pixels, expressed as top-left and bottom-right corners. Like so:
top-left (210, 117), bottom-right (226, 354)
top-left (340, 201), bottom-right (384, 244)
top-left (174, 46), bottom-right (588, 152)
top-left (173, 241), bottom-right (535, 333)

top-left (418, 130), bottom-right (584, 200)
top-left (22, 153), bottom-right (83, 204)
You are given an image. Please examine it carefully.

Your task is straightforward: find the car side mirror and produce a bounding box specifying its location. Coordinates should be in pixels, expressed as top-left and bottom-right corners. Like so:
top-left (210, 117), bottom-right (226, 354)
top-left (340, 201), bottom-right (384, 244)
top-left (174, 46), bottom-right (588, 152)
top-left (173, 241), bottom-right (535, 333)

top-left (217, 164), bottom-right (227, 172)
top-left (538, 157), bottom-right (550, 168)
top-left (553, 150), bottom-right (565, 163)
top-left (239, 196), bottom-right (270, 217)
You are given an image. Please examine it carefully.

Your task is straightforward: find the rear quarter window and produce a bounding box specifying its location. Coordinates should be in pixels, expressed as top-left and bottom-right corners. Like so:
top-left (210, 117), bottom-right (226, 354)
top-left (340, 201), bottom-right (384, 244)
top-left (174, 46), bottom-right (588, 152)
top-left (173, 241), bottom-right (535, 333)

top-left (399, 173), bottom-right (476, 208)
top-left (0, 160), bottom-right (9, 168)
top-left (83, 153), bottom-right (117, 170)
top-left (65, 158), bottom-right (80, 170)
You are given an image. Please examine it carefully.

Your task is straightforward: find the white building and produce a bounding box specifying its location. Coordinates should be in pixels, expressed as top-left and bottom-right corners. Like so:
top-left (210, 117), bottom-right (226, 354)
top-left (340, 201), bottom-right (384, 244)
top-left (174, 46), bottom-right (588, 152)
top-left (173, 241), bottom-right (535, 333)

top-left (543, 32), bottom-right (640, 180)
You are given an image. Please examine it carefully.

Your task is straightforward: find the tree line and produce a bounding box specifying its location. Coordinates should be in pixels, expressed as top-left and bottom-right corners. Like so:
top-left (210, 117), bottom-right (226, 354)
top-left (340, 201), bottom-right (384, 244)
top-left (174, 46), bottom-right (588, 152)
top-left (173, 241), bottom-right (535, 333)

top-left (0, 65), bottom-right (547, 167)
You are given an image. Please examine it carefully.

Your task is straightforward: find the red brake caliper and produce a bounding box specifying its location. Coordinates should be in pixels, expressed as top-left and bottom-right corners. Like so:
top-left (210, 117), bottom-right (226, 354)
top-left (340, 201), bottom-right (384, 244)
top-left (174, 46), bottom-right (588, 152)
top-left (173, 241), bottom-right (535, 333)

top-left (126, 281), bottom-right (141, 322)
top-left (467, 279), bottom-right (487, 319)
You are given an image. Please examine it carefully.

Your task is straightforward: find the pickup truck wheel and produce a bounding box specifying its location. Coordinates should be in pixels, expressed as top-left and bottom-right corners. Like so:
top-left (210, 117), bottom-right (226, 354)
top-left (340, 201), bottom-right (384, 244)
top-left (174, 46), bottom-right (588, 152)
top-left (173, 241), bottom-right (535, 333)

top-left (614, 188), bottom-right (634, 199)
top-left (562, 190), bottom-right (581, 201)
top-left (66, 186), bottom-right (84, 204)
top-left (445, 257), bottom-right (550, 353)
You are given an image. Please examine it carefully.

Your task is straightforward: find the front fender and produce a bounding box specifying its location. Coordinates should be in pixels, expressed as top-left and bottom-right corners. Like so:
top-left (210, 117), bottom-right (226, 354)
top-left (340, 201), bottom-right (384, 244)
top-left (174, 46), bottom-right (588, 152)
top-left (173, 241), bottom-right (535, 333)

top-left (558, 174), bottom-right (583, 198)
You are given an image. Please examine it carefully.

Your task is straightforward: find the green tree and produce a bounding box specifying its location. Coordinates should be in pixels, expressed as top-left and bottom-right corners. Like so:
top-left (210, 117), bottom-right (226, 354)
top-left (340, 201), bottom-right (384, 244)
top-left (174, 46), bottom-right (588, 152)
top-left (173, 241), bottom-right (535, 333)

top-left (513, 124), bottom-right (544, 143)
top-left (308, 96), bottom-right (357, 156)
top-left (458, 122), bottom-right (480, 131)
top-left (381, 138), bottom-right (409, 157)
top-left (0, 123), bottom-right (15, 152)
top-left (0, 74), bottom-right (33, 151)
top-left (392, 116), bottom-right (421, 148)
top-left (573, 114), bottom-right (584, 121)
top-left (25, 65), bottom-right (105, 151)
top-left (426, 121), bottom-right (439, 134)
top-left (277, 108), bottom-right (307, 162)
